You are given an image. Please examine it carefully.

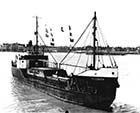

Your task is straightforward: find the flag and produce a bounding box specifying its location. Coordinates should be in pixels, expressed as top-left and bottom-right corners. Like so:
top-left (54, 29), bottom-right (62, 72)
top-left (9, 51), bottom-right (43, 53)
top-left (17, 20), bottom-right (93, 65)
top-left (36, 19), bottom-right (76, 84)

top-left (68, 25), bottom-right (71, 30)
top-left (45, 28), bottom-right (48, 33)
top-left (45, 26), bottom-right (49, 37)
top-left (50, 42), bottom-right (54, 46)
top-left (52, 38), bottom-right (54, 42)
top-left (70, 38), bottom-right (74, 42)
top-left (45, 34), bottom-right (49, 37)
top-left (50, 33), bottom-right (53, 37)
top-left (61, 27), bottom-right (64, 32)
top-left (69, 32), bottom-right (72, 36)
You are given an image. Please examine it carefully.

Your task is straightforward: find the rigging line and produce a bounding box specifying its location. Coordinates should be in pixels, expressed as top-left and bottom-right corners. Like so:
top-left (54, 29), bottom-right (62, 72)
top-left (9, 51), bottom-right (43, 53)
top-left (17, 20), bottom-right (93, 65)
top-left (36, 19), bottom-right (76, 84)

top-left (97, 20), bottom-right (111, 51)
top-left (103, 42), bottom-right (115, 67)
top-left (112, 55), bottom-right (117, 67)
top-left (96, 20), bottom-right (107, 46)
top-left (82, 26), bottom-right (92, 47)
top-left (106, 47), bottom-right (114, 67)
top-left (97, 19), bottom-right (115, 67)
top-left (108, 50), bottom-right (117, 67)
top-left (96, 20), bottom-right (109, 49)
top-left (104, 44), bottom-right (115, 67)
top-left (63, 24), bottom-right (91, 66)
top-left (63, 52), bottom-right (75, 64)
top-left (86, 29), bottom-right (92, 67)
top-left (60, 17), bottom-right (94, 64)
top-left (38, 34), bottom-right (57, 63)
top-left (107, 46), bottom-right (116, 67)
top-left (83, 21), bottom-right (93, 46)
top-left (101, 39), bottom-right (114, 67)
top-left (73, 52), bottom-right (83, 73)
top-left (64, 27), bottom-right (91, 64)
top-left (78, 25), bottom-right (92, 68)
top-left (72, 30), bottom-right (90, 73)
top-left (97, 30), bottom-right (105, 66)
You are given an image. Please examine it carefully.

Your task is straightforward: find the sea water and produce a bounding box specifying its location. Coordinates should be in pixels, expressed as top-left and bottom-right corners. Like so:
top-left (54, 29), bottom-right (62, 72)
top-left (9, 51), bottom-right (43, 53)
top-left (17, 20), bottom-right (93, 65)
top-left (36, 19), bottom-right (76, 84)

top-left (0, 52), bottom-right (140, 113)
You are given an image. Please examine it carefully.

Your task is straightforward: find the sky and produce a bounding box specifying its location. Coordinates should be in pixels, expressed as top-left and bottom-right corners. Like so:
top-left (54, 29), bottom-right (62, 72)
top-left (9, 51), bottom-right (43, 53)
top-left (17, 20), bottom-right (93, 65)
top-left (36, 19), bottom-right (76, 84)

top-left (0, 0), bottom-right (140, 47)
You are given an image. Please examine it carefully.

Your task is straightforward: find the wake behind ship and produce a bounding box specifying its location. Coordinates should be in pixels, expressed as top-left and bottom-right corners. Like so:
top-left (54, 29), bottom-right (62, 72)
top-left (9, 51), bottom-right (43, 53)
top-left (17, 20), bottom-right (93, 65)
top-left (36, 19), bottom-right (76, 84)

top-left (11, 12), bottom-right (120, 111)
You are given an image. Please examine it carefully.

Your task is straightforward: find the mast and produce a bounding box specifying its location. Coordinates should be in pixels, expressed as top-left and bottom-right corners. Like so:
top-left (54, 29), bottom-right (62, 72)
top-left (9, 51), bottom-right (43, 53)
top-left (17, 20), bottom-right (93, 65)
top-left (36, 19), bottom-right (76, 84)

top-left (93, 12), bottom-right (97, 69)
top-left (36, 16), bottom-right (39, 48)
top-left (34, 16), bottom-right (39, 54)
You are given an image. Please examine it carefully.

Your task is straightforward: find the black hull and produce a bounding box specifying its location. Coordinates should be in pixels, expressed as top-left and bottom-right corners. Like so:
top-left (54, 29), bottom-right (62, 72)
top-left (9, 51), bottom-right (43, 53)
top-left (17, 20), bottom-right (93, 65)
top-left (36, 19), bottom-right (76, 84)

top-left (11, 66), bottom-right (117, 110)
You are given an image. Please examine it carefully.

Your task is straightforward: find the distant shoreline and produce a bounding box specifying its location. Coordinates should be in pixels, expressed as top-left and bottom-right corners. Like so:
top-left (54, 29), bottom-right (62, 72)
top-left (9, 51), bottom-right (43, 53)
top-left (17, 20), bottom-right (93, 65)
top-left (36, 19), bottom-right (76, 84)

top-left (1, 50), bottom-right (140, 55)
top-left (1, 43), bottom-right (140, 55)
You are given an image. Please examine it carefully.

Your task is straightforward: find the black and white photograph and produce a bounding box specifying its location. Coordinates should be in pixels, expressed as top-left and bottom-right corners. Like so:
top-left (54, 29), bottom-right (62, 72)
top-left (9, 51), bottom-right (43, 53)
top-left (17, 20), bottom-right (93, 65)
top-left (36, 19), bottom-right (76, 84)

top-left (0, 0), bottom-right (140, 113)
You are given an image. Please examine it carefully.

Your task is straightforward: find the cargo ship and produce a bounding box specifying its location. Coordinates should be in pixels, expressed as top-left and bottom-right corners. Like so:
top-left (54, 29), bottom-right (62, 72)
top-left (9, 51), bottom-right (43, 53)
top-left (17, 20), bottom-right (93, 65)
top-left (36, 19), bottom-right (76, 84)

top-left (11, 12), bottom-right (120, 111)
